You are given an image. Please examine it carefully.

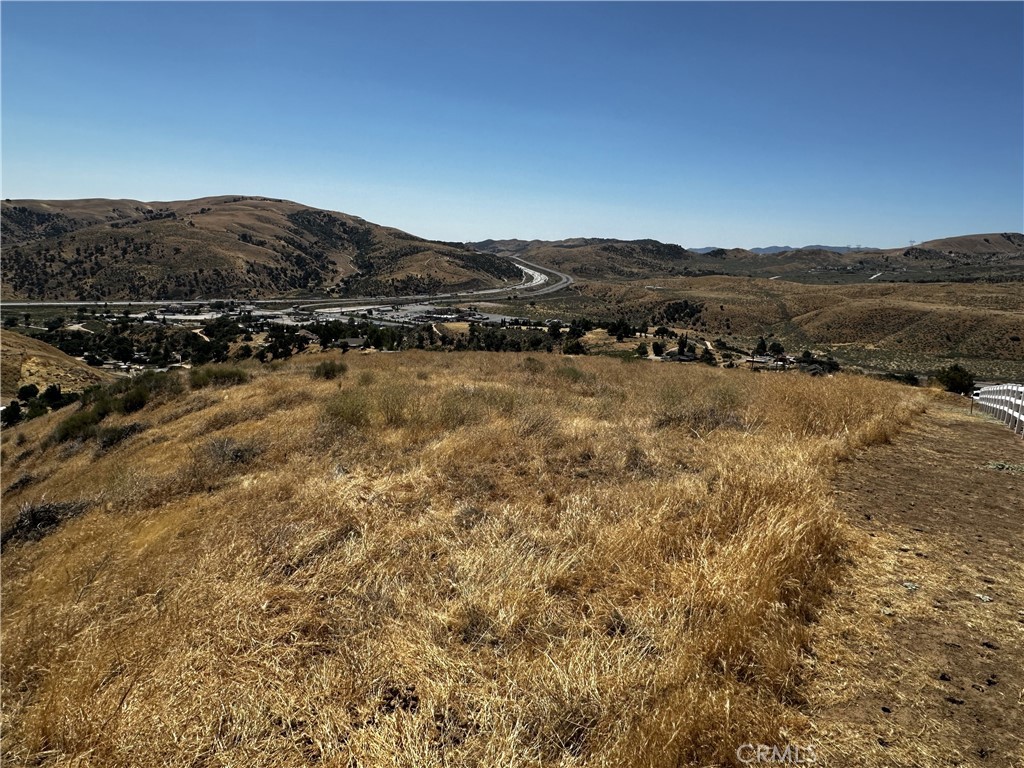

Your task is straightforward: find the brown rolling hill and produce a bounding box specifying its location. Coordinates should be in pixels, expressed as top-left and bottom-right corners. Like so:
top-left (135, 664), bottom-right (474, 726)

top-left (912, 231), bottom-right (1024, 256)
top-left (485, 275), bottom-right (1024, 380)
top-left (1, 196), bottom-right (523, 301)
top-left (0, 330), bottom-right (117, 402)
top-left (474, 233), bottom-right (1024, 284)
top-left (473, 237), bottom-right (699, 280)
top-left (0, 348), bottom-right (933, 766)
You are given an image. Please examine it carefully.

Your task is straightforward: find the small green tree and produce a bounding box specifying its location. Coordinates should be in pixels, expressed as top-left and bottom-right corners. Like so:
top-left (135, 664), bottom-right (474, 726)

top-left (934, 364), bottom-right (974, 395)
top-left (17, 384), bottom-right (39, 402)
top-left (41, 384), bottom-right (63, 408)
top-left (635, 343), bottom-right (649, 357)
top-left (754, 337), bottom-right (768, 356)
top-left (1, 400), bottom-right (22, 427)
top-left (562, 338), bottom-right (588, 356)
top-left (652, 341), bottom-right (665, 356)
top-left (25, 399), bottom-right (48, 419)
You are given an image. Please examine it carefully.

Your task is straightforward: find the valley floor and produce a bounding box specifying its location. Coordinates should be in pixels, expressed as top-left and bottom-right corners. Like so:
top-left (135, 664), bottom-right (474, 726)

top-left (810, 399), bottom-right (1024, 766)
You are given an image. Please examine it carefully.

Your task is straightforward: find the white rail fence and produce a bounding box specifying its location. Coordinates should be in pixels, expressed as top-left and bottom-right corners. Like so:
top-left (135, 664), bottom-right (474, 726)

top-left (973, 383), bottom-right (1024, 438)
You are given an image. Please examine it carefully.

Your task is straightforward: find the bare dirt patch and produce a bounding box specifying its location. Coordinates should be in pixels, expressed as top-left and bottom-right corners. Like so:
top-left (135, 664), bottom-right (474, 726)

top-left (809, 397), bottom-right (1024, 766)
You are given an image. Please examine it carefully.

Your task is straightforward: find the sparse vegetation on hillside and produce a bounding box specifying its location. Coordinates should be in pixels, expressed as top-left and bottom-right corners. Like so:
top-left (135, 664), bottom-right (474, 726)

top-left (0, 197), bottom-right (525, 301)
top-left (0, 330), bottom-right (117, 404)
top-left (0, 352), bottom-right (925, 766)
top-left (487, 276), bottom-right (1024, 380)
top-left (475, 233), bottom-right (1024, 284)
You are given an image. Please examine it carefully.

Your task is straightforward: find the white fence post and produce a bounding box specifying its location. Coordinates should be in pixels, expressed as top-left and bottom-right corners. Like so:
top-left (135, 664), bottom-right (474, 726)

top-left (974, 383), bottom-right (1024, 438)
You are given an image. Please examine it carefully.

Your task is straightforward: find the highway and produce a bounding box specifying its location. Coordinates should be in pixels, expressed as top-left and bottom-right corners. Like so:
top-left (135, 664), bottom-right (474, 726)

top-left (0, 255), bottom-right (574, 311)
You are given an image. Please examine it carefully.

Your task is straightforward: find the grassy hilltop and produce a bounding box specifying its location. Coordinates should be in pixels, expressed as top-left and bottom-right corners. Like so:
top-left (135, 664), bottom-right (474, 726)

top-left (1, 351), bottom-right (925, 766)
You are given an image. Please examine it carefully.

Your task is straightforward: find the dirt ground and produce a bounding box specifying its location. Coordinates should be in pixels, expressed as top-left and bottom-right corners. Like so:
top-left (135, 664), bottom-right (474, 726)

top-left (807, 396), bottom-right (1024, 766)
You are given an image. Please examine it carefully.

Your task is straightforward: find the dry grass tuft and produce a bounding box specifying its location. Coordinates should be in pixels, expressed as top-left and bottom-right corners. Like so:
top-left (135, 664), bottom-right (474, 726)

top-left (0, 352), bottom-right (926, 766)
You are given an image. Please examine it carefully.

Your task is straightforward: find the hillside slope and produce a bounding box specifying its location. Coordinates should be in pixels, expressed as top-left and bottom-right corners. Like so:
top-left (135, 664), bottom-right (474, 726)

top-left (488, 276), bottom-right (1024, 379)
top-left (1, 197), bottom-right (522, 300)
top-left (1, 352), bottom-right (924, 767)
top-left (0, 330), bottom-right (116, 402)
top-left (474, 234), bottom-right (1024, 284)
top-left (473, 238), bottom-right (699, 280)
top-left (913, 232), bottom-right (1024, 256)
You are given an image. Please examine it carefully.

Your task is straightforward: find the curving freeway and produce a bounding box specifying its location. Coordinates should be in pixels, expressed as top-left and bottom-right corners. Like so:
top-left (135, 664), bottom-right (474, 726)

top-left (0, 255), bottom-right (575, 312)
top-left (292, 255), bottom-right (573, 312)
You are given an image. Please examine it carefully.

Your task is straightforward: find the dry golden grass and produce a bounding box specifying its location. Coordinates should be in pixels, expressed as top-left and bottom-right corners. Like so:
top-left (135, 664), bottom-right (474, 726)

top-left (0, 352), bottom-right (925, 766)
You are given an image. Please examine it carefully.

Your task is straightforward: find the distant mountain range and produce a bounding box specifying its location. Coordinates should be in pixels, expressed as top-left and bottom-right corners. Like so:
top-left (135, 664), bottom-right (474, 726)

top-left (473, 233), bottom-right (1024, 283)
top-left (694, 245), bottom-right (883, 255)
top-left (1, 196), bottom-right (1021, 300)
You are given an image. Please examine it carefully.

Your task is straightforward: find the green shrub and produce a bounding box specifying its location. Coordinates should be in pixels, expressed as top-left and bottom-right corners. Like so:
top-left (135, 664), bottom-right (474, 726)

top-left (25, 399), bottom-right (49, 420)
top-left (115, 370), bottom-right (184, 397)
top-left (934, 364), bottom-right (974, 395)
top-left (16, 384), bottom-right (39, 402)
top-left (52, 408), bottom-right (103, 443)
top-left (554, 365), bottom-right (586, 383)
top-left (107, 371), bottom-right (184, 415)
top-left (324, 389), bottom-right (370, 430)
top-left (190, 365), bottom-right (249, 390)
top-left (881, 372), bottom-right (920, 387)
top-left (50, 373), bottom-right (172, 442)
top-left (90, 392), bottom-right (116, 420)
top-left (2, 401), bottom-right (22, 427)
top-left (97, 423), bottom-right (145, 450)
top-left (562, 339), bottom-right (588, 356)
top-left (41, 385), bottom-right (64, 408)
top-left (312, 359), bottom-right (348, 380)
top-left (118, 386), bottom-right (149, 414)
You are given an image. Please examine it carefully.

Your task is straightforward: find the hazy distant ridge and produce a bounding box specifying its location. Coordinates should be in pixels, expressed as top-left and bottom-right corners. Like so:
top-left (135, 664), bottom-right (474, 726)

top-left (693, 245), bottom-right (882, 255)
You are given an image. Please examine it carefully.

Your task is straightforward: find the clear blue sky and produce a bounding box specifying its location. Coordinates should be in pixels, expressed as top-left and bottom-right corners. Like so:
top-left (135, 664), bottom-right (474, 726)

top-left (3, 2), bottom-right (1022, 248)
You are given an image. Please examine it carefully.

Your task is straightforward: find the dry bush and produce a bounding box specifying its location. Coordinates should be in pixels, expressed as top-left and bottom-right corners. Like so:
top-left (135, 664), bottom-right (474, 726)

top-left (0, 352), bottom-right (926, 767)
top-left (324, 388), bottom-right (372, 430)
